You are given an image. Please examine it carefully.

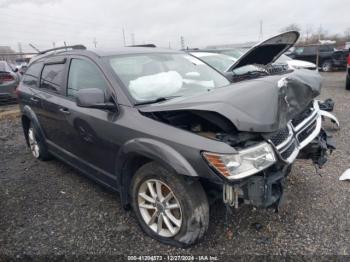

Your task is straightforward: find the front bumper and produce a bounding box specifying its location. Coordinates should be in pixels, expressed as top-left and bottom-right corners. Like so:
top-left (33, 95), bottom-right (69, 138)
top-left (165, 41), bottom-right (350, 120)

top-left (222, 100), bottom-right (335, 209)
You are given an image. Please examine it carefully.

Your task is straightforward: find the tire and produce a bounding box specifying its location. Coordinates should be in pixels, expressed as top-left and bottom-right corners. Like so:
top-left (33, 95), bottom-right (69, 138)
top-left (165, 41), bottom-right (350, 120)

top-left (131, 162), bottom-right (209, 247)
top-left (27, 122), bottom-right (51, 161)
top-left (321, 60), bottom-right (333, 72)
top-left (346, 74), bottom-right (350, 90)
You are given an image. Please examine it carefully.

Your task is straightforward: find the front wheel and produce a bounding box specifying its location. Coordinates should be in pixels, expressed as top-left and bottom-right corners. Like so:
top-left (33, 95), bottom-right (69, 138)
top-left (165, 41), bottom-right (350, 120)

top-left (131, 162), bottom-right (209, 247)
top-left (346, 74), bottom-right (350, 90)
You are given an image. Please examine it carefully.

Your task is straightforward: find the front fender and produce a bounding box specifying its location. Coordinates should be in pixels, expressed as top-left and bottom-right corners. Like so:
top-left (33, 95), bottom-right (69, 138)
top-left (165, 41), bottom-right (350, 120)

top-left (116, 138), bottom-right (199, 180)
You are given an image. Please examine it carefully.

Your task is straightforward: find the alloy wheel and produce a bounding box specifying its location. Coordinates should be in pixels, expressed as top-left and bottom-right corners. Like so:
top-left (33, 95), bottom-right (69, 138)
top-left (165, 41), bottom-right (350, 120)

top-left (28, 127), bottom-right (40, 158)
top-left (137, 179), bottom-right (182, 237)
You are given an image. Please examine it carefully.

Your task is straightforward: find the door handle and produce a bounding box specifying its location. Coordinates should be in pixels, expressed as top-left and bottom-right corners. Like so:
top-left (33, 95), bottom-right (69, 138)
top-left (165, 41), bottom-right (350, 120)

top-left (59, 107), bottom-right (71, 115)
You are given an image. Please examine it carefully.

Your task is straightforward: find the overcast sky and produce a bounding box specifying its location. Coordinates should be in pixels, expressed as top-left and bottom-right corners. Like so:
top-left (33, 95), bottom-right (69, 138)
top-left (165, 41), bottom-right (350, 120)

top-left (0, 0), bottom-right (349, 52)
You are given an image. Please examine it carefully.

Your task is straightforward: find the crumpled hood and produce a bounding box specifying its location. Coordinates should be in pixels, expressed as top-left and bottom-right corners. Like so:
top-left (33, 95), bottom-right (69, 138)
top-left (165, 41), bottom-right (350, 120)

top-left (139, 69), bottom-right (322, 133)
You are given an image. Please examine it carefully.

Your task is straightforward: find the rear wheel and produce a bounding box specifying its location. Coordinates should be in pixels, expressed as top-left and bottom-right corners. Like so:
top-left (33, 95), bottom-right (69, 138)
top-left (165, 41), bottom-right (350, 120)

top-left (321, 60), bottom-right (333, 72)
top-left (346, 73), bottom-right (350, 90)
top-left (131, 162), bottom-right (209, 247)
top-left (27, 123), bottom-right (51, 160)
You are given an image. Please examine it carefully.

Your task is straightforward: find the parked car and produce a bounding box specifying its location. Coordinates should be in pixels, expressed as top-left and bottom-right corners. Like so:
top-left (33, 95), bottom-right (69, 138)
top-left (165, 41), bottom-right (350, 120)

top-left (194, 48), bottom-right (317, 70)
top-left (0, 61), bottom-right (20, 104)
top-left (17, 32), bottom-right (335, 247)
top-left (287, 45), bottom-right (348, 72)
top-left (346, 52), bottom-right (350, 90)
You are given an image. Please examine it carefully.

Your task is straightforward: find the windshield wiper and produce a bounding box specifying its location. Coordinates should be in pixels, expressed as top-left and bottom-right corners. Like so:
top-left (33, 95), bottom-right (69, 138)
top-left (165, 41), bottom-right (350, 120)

top-left (134, 96), bottom-right (181, 106)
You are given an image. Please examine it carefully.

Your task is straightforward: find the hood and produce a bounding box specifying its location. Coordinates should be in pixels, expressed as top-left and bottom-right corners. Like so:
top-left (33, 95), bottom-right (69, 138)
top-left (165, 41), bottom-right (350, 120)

top-left (228, 31), bottom-right (300, 71)
top-left (139, 69), bottom-right (321, 133)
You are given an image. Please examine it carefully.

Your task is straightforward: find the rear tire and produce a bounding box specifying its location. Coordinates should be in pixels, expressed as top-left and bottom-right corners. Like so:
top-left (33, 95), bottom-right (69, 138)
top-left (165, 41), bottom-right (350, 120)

top-left (346, 74), bottom-right (350, 90)
top-left (131, 162), bottom-right (209, 247)
top-left (27, 123), bottom-right (51, 161)
top-left (321, 60), bottom-right (333, 72)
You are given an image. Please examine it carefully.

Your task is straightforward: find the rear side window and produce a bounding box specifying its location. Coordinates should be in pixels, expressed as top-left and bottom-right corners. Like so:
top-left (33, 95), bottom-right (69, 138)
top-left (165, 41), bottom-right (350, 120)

top-left (22, 62), bottom-right (43, 88)
top-left (40, 64), bottom-right (65, 93)
top-left (67, 59), bottom-right (108, 98)
top-left (25, 62), bottom-right (43, 77)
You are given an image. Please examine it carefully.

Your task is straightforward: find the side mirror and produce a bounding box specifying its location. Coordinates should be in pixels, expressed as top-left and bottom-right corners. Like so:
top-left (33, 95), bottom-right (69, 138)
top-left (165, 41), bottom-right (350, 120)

top-left (76, 88), bottom-right (117, 110)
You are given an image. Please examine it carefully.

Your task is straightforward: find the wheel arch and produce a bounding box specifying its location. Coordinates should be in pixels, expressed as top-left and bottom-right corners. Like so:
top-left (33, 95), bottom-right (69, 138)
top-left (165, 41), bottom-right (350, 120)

top-left (115, 138), bottom-right (199, 207)
top-left (21, 105), bottom-right (47, 146)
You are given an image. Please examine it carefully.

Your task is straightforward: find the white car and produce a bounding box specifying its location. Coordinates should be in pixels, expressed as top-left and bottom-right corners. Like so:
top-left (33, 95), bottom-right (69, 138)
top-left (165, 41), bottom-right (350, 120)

top-left (276, 54), bottom-right (317, 70)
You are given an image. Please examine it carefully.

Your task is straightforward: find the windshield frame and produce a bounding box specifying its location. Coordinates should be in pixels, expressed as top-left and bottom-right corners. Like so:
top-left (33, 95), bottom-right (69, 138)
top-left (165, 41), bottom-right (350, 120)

top-left (105, 51), bottom-right (231, 106)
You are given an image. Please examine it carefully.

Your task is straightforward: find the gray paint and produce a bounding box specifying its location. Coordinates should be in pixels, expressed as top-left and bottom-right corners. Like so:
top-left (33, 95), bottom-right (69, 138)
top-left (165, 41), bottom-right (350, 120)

top-left (139, 69), bottom-right (321, 133)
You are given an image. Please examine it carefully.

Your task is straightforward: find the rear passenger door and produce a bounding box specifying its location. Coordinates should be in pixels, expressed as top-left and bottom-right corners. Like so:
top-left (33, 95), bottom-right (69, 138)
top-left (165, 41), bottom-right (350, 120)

top-left (35, 57), bottom-right (69, 145)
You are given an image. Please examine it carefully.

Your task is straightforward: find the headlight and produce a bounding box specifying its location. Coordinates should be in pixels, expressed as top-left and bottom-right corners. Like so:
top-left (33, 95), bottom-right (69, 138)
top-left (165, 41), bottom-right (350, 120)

top-left (203, 142), bottom-right (276, 180)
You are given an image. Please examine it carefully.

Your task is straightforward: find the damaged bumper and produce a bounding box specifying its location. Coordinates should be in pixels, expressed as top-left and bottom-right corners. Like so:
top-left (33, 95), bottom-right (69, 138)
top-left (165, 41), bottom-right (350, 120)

top-left (223, 100), bottom-right (335, 209)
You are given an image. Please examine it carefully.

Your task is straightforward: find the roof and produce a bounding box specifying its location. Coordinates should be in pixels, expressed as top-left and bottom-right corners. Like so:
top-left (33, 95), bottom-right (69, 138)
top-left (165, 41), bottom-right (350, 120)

top-left (92, 47), bottom-right (182, 57)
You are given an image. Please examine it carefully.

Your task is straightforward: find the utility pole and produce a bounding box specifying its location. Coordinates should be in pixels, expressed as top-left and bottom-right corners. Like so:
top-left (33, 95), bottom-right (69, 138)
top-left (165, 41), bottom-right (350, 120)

top-left (122, 28), bottom-right (126, 46)
top-left (180, 36), bottom-right (185, 50)
top-left (52, 42), bottom-right (56, 48)
top-left (168, 41), bottom-right (171, 49)
top-left (93, 37), bottom-right (97, 48)
top-left (17, 42), bottom-right (23, 60)
top-left (131, 33), bottom-right (135, 45)
top-left (259, 20), bottom-right (263, 41)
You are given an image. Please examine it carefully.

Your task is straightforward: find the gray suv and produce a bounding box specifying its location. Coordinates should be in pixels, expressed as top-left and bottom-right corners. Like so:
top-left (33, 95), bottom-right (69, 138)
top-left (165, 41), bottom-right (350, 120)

top-left (17, 32), bottom-right (335, 247)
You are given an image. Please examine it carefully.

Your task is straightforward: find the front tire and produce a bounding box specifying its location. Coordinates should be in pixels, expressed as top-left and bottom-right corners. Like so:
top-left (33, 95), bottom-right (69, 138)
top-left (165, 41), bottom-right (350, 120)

top-left (131, 162), bottom-right (209, 247)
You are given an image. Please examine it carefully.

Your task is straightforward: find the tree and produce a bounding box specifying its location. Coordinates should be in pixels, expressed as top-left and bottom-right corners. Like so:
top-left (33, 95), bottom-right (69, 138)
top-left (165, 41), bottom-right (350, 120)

top-left (344, 28), bottom-right (350, 41)
top-left (280, 24), bottom-right (301, 33)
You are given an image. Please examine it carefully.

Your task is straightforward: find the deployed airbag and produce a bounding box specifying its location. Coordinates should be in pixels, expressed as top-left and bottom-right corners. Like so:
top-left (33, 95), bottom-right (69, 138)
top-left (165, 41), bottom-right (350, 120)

top-left (129, 71), bottom-right (182, 101)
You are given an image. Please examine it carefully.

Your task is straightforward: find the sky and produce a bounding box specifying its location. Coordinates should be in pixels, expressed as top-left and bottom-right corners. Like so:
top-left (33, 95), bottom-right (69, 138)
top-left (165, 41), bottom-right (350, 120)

top-left (0, 0), bottom-right (349, 52)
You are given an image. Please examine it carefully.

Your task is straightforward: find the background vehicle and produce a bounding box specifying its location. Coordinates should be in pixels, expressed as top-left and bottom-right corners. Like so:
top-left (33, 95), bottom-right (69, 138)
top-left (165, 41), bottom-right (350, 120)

top-left (346, 52), bottom-right (350, 90)
top-left (17, 32), bottom-right (335, 247)
top-left (192, 48), bottom-right (317, 71)
top-left (0, 60), bottom-right (20, 104)
top-left (287, 44), bottom-right (348, 71)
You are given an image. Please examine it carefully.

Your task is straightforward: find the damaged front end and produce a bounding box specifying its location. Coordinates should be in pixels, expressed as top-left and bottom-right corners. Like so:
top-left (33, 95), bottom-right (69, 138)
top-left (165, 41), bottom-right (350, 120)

top-left (222, 100), bottom-right (336, 209)
top-left (139, 71), bottom-right (335, 211)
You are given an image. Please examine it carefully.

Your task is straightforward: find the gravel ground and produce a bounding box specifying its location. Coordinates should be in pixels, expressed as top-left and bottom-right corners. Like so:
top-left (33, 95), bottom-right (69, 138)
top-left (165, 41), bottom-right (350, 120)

top-left (0, 72), bottom-right (350, 259)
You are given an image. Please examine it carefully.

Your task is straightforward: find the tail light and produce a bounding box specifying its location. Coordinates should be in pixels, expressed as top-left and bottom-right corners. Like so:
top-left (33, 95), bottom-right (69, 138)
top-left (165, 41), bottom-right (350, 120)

top-left (0, 73), bottom-right (15, 83)
top-left (347, 54), bottom-right (350, 66)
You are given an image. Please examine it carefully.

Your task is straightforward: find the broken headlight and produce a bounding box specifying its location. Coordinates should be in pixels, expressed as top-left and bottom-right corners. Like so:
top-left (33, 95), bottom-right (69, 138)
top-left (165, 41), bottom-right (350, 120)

top-left (203, 142), bottom-right (276, 180)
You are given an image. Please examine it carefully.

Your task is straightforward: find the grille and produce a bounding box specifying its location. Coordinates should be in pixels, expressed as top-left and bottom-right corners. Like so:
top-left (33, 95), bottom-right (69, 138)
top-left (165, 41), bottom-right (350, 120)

top-left (280, 142), bottom-right (296, 159)
top-left (297, 120), bottom-right (317, 144)
top-left (292, 108), bottom-right (313, 127)
top-left (269, 126), bottom-right (290, 146)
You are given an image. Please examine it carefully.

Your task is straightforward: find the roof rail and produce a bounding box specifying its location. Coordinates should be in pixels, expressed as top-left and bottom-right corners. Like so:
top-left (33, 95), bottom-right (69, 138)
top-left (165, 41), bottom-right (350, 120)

top-left (127, 44), bottom-right (156, 48)
top-left (39, 45), bottom-right (87, 54)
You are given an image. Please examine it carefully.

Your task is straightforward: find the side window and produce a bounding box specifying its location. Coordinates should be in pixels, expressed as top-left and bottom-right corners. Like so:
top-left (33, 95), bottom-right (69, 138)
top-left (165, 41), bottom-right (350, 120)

top-left (25, 62), bottom-right (43, 77)
top-left (22, 75), bottom-right (38, 88)
top-left (22, 62), bottom-right (43, 88)
top-left (40, 64), bottom-right (65, 93)
top-left (295, 47), bottom-right (304, 54)
top-left (67, 59), bottom-right (109, 98)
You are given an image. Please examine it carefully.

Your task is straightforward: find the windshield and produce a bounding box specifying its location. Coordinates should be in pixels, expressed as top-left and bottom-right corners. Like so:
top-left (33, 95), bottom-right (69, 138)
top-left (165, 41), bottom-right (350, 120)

top-left (193, 53), bottom-right (236, 72)
top-left (108, 53), bottom-right (230, 103)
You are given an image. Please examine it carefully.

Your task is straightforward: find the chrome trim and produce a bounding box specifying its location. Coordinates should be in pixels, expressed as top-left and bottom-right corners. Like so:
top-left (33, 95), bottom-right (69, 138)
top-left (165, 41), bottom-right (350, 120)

top-left (271, 100), bottom-right (322, 164)
top-left (275, 124), bottom-right (294, 150)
